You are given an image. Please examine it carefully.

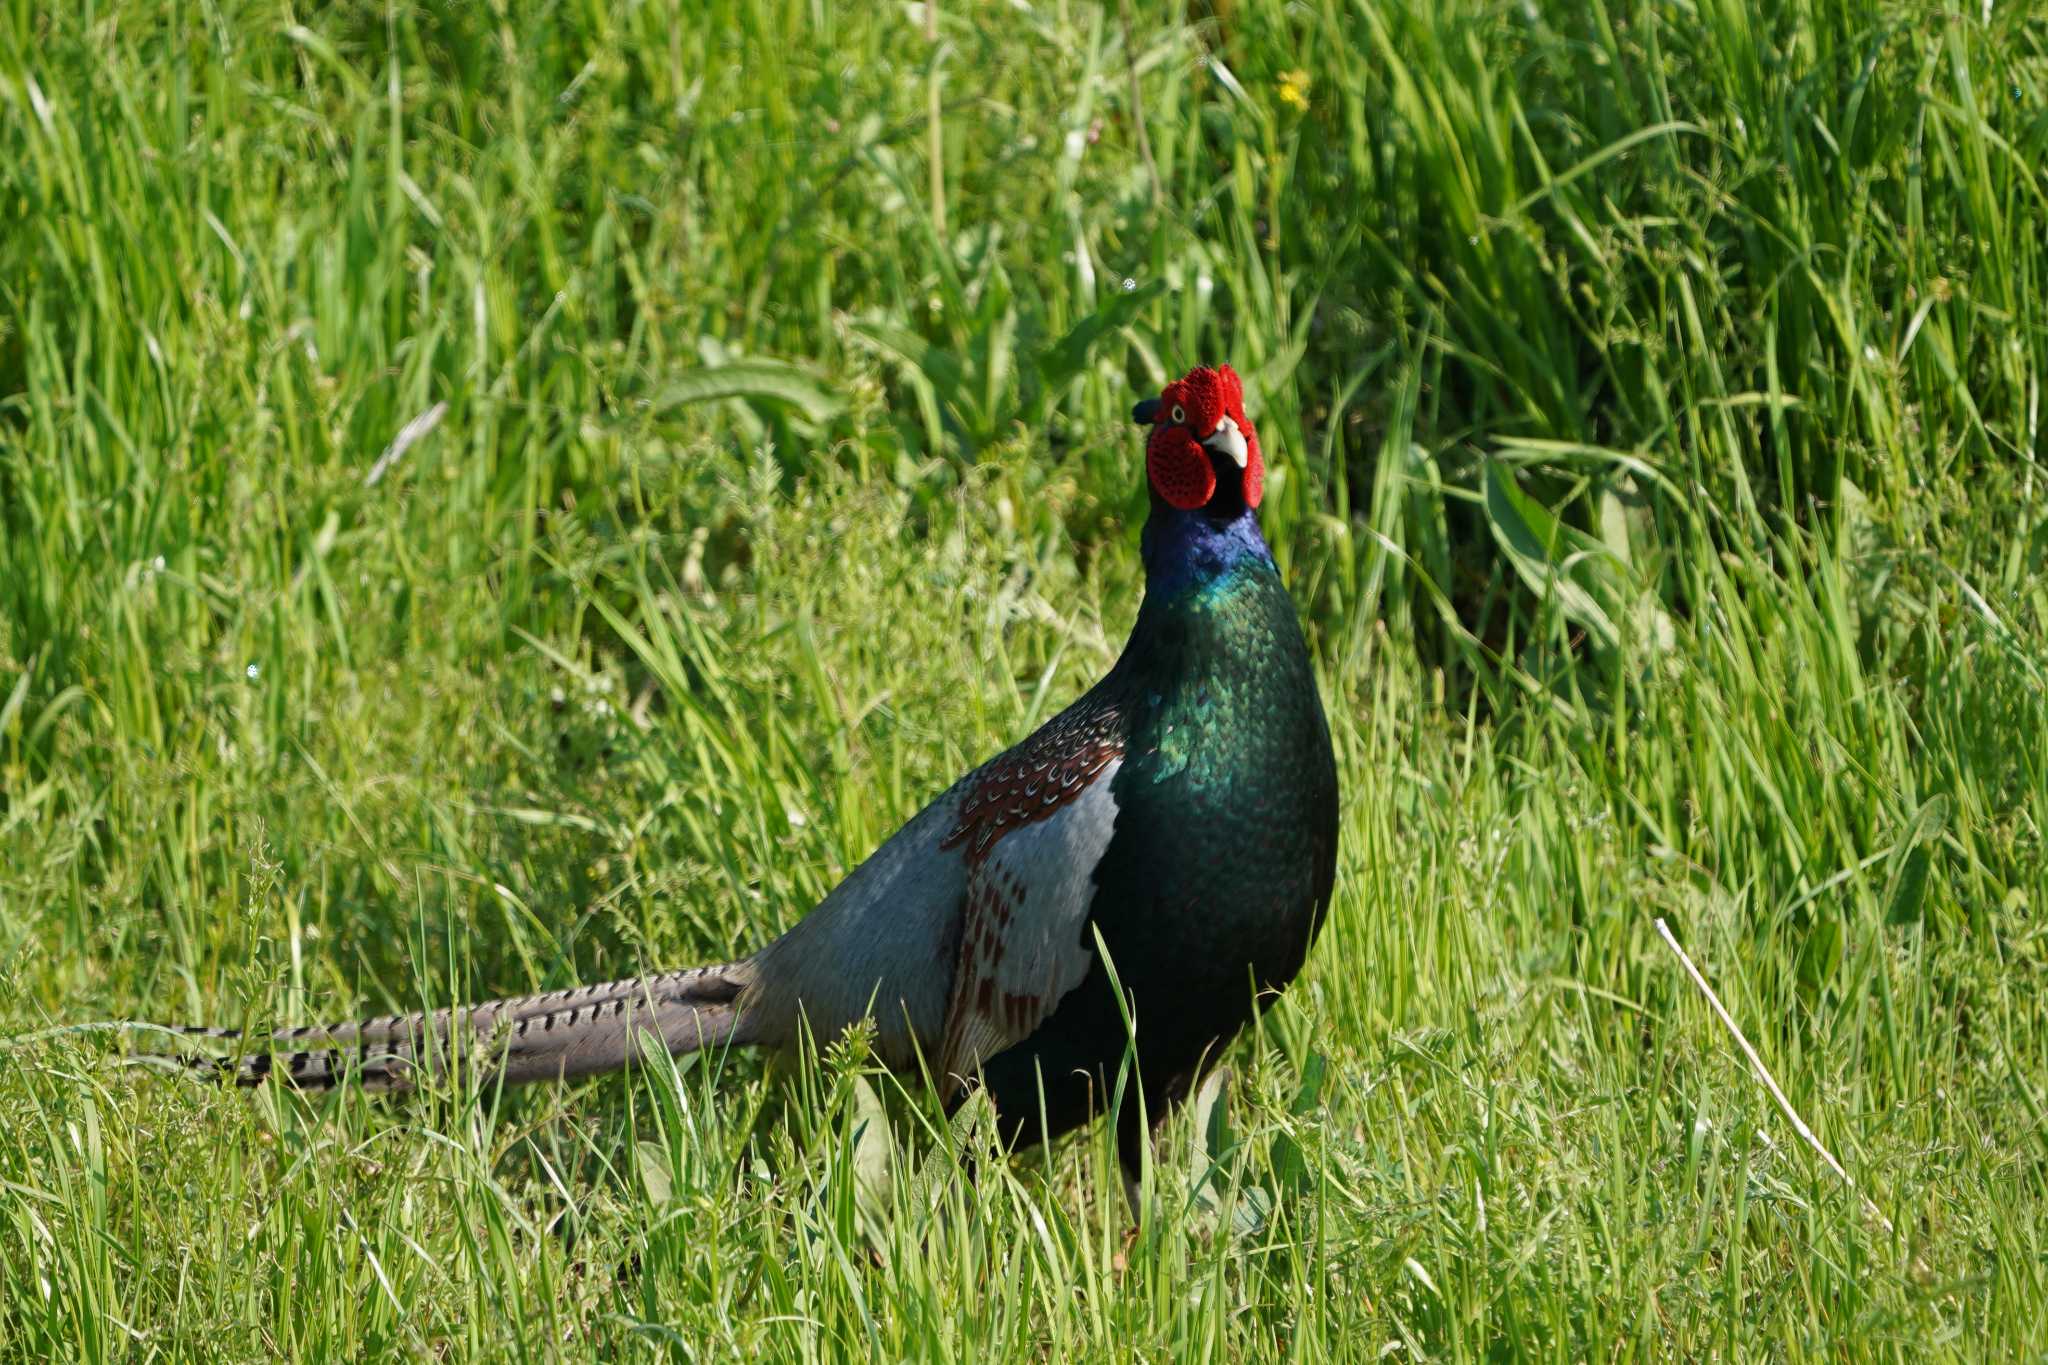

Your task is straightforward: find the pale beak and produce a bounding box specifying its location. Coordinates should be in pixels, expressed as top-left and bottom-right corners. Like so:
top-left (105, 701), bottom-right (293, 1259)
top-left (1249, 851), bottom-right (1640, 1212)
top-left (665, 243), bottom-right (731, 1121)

top-left (1202, 415), bottom-right (1249, 469)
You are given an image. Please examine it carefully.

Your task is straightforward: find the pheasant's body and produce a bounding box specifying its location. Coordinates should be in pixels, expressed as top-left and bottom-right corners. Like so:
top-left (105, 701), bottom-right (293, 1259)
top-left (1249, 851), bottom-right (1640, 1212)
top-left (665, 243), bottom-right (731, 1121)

top-left (980, 516), bottom-right (1338, 1165)
top-left (175, 364), bottom-right (1340, 1194)
top-left (749, 500), bottom-right (1336, 1166)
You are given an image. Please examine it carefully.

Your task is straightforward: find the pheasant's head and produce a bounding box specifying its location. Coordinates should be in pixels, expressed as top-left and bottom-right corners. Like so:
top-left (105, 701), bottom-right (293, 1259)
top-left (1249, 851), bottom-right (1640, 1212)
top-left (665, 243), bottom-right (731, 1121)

top-left (1131, 364), bottom-right (1264, 516)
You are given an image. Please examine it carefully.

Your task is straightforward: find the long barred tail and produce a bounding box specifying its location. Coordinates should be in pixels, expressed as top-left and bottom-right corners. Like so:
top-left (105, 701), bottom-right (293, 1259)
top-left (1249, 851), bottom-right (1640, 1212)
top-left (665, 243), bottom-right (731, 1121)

top-left (174, 964), bottom-right (755, 1092)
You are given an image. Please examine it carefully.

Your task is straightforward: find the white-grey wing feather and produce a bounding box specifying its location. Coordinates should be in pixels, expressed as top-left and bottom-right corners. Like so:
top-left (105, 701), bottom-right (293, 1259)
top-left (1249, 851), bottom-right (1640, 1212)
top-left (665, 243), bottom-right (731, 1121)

top-left (937, 759), bottom-right (1121, 1083)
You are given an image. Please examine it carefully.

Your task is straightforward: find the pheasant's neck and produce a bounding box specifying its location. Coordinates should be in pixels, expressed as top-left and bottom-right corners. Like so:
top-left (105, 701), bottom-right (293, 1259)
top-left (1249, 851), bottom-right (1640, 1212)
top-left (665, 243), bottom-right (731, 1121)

top-left (1120, 502), bottom-right (1291, 699)
top-left (1137, 502), bottom-right (1271, 603)
top-left (1118, 498), bottom-right (1313, 753)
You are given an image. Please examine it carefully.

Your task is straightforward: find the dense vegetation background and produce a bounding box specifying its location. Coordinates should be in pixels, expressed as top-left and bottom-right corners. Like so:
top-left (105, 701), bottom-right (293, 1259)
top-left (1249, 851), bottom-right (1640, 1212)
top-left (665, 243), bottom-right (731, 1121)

top-left (3, 0), bottom-right (2045, 1358)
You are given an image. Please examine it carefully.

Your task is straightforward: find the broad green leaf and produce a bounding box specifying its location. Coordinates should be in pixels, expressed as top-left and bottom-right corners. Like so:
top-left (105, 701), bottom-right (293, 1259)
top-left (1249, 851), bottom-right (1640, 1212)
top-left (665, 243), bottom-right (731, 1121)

top-left (634, 1140), bottom-right (673, 1209)
top-left (1483, 460), bottom-right (1622, 650)
top-left (847, 1074), bottom-right (894, 1258)
top-left (1884, 795), bottom-right (1950, 925)
top-left (652, 359), bottom-right (845, 424)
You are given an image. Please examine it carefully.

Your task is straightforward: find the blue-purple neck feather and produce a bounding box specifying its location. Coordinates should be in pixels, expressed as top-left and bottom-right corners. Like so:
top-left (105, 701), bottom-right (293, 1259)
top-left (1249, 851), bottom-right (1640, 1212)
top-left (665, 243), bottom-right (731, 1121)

top-left (1139, 501), bottom-right (1273, 603)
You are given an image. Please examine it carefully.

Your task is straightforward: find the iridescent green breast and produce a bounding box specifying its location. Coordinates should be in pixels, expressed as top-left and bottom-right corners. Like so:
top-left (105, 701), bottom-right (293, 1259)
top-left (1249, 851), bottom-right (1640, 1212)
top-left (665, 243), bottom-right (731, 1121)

top-left (1101, 558), bottom-right (1338, 970)
top-left (974, 511), bottom-right (1339, 1164)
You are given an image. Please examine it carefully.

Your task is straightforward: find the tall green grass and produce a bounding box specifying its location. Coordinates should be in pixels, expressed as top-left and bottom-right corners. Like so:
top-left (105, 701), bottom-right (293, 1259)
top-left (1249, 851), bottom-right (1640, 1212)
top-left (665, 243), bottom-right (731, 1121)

top-left (2, 0), bottom-right (2045, 1358)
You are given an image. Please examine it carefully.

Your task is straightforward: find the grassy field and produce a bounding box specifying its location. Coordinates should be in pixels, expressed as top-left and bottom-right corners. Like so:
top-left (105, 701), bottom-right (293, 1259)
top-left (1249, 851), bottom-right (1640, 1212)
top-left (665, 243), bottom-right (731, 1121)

top-left (3, 0), bottom-right (2047, 1357)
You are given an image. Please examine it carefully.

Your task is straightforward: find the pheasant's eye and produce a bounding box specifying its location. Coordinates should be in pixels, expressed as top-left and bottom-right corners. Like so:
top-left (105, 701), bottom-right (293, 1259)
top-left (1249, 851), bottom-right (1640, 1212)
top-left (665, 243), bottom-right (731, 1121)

top-left (1171, 404), bottom-right (1186, 424)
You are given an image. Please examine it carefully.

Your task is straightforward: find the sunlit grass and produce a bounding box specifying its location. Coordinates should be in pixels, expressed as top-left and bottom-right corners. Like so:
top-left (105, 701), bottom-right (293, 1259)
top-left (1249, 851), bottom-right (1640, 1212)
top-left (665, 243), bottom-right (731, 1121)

top-left (2, 0), bottom-right (2045, 1358)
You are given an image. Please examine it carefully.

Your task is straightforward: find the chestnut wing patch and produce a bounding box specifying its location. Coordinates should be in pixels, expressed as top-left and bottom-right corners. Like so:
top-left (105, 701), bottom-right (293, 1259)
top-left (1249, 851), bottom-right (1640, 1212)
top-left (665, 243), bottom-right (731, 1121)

top-left (940, 701), bottom-right (1123, 860)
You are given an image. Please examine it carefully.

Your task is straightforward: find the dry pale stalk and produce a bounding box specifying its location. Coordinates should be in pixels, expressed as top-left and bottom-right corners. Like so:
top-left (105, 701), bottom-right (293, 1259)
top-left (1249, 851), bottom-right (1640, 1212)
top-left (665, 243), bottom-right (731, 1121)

top-left (1654, 917), bottom-right (1893, 1234)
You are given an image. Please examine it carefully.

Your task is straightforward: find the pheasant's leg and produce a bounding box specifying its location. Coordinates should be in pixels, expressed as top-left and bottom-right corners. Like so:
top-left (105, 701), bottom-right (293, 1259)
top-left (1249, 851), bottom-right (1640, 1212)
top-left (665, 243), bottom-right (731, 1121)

top-left (1116, 1059), bottom-right (1217, 1223)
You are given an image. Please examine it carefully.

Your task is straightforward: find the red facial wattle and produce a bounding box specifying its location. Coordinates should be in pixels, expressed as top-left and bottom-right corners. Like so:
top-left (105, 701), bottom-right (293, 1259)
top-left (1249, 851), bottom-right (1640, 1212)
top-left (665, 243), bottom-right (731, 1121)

top-left (1145, 425), bottom-right (1215, 510)
top-left (1141, 364), bottom-right (1265, 512)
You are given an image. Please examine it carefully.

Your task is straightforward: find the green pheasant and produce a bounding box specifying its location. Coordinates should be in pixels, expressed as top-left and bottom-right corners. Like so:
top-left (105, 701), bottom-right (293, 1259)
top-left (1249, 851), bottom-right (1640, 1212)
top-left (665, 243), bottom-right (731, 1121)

top-left (182, 364), bottom-right (1341, 1200)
